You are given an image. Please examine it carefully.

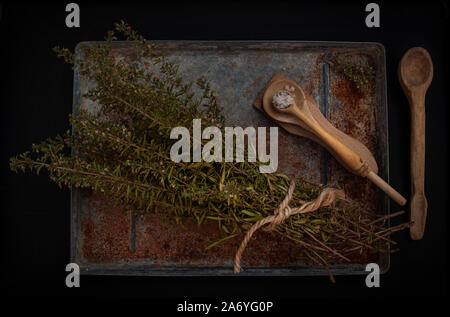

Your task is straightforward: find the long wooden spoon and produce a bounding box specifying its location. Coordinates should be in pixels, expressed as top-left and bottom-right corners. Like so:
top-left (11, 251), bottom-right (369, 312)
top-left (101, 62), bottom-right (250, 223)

top-left (398, 47), bottom-right (433, 240)
top-left (263, 79), bottom-right (407, 206)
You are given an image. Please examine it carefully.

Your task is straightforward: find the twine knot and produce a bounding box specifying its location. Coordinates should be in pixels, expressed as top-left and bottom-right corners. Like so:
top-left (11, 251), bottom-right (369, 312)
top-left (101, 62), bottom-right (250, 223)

top-left (263, 205), bottom-right (292, 232)
top-left (233, 180), bottom-right (345, 274)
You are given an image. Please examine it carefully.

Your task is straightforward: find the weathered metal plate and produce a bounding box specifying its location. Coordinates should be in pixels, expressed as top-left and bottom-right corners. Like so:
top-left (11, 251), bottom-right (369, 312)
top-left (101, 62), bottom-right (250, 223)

top-left (71, 41), bottom-right (389, 276)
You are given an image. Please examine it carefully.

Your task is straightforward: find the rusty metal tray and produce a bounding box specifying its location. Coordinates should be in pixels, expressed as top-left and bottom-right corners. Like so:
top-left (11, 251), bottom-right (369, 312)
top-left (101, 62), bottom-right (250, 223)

top-left (71, 41), bottom-right (389, 276)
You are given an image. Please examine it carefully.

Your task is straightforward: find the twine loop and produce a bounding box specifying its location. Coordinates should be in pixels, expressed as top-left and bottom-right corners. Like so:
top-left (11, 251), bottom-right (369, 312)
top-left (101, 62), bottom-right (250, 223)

top-left (233, 180), bottom-right (345, 274)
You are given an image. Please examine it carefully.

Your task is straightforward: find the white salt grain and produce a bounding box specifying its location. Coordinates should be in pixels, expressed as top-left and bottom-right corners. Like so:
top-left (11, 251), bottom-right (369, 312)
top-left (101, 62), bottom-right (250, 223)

top-left (284, 85), bottom-right (295, 92)
top-left (272, 91), bottom-right (293, 109)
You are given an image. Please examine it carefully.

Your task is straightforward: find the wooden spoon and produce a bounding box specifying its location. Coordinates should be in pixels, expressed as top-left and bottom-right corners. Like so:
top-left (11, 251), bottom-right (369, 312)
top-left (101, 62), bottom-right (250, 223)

top-left (263, 79), bottom-right (407, 206)
top-left (254, 74), bottom-right (379, 173)
top-left (398, 47), bottom-right (433, 240)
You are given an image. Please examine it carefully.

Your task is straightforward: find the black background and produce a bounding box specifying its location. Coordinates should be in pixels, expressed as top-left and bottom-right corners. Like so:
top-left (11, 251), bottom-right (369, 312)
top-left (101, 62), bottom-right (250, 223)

top-left (1, 0), bottom-right (448, 307)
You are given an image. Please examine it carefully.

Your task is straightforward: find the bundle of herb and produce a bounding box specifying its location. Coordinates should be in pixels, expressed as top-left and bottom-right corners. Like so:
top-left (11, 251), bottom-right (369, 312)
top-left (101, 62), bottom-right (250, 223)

top-left (10, 22), bottom-right (408, 280)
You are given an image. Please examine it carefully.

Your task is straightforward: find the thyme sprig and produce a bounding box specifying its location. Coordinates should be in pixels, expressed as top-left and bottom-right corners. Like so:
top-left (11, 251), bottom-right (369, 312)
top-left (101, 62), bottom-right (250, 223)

top-left (328, 57), bottom-right (374, 93)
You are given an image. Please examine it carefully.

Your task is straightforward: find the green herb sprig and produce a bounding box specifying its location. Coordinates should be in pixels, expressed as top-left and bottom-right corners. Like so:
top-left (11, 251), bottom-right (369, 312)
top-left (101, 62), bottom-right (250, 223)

top-left (328, 57), bottom-right (374, 93)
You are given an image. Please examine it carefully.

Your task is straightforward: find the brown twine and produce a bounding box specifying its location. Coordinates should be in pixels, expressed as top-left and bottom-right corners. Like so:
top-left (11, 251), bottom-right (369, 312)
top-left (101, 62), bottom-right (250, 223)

top-left (233, 180), bottom-right (345, 274)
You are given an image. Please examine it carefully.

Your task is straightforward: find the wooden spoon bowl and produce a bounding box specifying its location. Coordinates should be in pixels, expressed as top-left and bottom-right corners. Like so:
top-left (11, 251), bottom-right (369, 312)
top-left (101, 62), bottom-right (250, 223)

top-left (399, 47), bottom-right (433, 89)
top-left (262, 80), bottom-right (310, 128)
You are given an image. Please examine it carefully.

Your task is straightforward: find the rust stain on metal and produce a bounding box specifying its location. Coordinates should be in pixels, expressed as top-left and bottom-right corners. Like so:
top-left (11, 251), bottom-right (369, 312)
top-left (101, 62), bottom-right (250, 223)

top-left (327, 54), bottom-right (380, 209)
top-left (81, 192), bottom-right (377, 266)
top-left (81, 192), bottom-right (308, 267)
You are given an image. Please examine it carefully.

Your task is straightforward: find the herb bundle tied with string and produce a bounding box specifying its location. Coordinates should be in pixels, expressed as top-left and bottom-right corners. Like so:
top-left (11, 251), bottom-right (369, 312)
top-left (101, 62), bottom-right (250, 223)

top-left (10, 22), bottom-right (410, 282)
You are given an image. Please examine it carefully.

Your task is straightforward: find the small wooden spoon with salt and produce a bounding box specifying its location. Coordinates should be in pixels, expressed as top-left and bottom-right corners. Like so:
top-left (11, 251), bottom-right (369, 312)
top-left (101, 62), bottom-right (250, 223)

top-left (263, 80), bottom-right (407, 206)
top-left (398, 47), bottom-right (433, 240)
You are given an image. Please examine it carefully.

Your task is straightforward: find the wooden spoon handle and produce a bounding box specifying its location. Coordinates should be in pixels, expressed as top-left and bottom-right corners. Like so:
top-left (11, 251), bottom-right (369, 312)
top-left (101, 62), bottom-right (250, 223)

top-left (316, 124), bottom-right (407, 205)
top-left (291, 105), bottom-right (365, 172)
top-left (367, 171), bottom-right (407, 206)
top-left (410, 93), bottom-right (428, 239)
top-left (290, 105), bottom-right (407, 206)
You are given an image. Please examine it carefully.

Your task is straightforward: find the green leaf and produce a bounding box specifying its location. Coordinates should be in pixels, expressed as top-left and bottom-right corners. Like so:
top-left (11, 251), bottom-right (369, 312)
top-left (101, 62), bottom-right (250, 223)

top-left (205, 233), bottom-right (238, 250)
